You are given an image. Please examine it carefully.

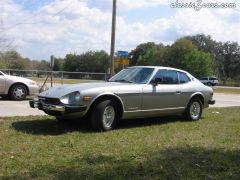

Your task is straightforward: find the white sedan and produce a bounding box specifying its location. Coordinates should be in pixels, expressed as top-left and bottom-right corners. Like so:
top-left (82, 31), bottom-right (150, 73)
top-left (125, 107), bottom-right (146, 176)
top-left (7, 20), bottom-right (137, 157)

top-left (0, 71), bottom-right (39, 100)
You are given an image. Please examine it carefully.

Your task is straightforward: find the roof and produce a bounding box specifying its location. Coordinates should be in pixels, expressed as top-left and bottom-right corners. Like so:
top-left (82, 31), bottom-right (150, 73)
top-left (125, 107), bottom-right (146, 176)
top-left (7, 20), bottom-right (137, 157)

top-left (129, 66), bottom-right (189, 73)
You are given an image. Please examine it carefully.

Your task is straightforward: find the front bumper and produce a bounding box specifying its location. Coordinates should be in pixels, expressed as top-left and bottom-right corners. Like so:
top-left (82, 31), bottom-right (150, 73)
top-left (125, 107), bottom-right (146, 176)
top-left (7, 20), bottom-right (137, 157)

top-left (28, 85), bottom-right (40, 95)
top-left (29, 100), bottom-right (87, 113)
top-left (208, 99), bottom-right (216, 105)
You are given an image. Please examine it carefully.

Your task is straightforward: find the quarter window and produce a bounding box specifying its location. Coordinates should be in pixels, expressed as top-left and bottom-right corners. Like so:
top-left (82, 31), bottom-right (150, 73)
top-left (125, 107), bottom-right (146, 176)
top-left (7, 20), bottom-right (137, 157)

top-left (152, 70), bottom-right (178, 84)
top-left (178, 72), bottom-right (191, 84)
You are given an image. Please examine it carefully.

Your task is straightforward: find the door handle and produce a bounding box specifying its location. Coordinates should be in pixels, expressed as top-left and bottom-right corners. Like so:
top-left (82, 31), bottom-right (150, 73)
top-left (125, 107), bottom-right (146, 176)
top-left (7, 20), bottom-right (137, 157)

top-left (176, 91), bottom-right (182, 94)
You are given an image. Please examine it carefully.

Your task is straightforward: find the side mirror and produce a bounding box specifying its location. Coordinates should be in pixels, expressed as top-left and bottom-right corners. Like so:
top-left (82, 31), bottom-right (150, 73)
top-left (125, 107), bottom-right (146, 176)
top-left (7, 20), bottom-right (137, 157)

top-left (151, 78), bottom-right (162, 86)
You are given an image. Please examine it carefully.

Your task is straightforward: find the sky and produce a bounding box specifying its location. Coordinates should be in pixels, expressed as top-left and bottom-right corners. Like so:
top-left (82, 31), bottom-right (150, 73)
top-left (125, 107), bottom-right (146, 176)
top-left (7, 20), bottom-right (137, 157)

top-left (0, 0), bottom-right (240, 60)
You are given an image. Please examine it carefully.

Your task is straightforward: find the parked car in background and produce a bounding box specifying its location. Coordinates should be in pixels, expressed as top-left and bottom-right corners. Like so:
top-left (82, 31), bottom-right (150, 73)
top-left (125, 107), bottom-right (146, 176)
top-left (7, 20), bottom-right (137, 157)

top-left (0, 71), bottom-right (39, 100)
top-left (199, 77), bottom-right (219, 86)
top-left (30, 66), bottom-right (215, 131)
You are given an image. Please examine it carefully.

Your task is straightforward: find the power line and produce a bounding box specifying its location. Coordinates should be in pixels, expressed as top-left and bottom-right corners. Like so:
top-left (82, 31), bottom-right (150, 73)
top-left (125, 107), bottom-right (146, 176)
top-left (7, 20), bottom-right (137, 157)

top-left (0, 0), bottom-right (86, 33)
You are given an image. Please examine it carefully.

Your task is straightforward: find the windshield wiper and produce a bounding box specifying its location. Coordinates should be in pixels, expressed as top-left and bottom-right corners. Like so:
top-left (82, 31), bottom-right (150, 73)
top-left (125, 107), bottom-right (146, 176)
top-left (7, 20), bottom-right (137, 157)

top-left (114, 79), bottom-right (134, 83)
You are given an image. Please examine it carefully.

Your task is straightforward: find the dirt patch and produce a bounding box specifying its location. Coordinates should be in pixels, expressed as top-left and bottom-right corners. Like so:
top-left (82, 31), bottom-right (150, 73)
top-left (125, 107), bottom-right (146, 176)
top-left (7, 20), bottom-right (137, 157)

top-left (0, 119), bottom-right (4, 125)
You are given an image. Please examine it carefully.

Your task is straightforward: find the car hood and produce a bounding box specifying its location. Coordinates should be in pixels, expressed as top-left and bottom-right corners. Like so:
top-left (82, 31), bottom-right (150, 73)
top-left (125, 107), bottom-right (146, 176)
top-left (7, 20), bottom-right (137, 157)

top-left (39, 82), bottom-right (134, 98)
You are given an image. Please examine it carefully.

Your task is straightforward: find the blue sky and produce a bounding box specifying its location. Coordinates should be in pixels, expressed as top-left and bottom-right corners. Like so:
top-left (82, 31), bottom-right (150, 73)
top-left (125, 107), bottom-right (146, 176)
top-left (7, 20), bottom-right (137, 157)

top-left (1, 0), bottom-right (240, 60)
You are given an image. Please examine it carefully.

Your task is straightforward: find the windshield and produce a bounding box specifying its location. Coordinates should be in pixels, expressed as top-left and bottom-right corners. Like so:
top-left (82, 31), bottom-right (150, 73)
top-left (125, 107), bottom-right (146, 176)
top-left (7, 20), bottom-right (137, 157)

top-left (109, 67), bottom-right (154, 84)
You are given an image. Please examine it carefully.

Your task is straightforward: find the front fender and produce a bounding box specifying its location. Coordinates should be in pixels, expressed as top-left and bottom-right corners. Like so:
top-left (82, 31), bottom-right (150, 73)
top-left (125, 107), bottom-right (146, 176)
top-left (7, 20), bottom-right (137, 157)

top-left (81, 92), bottom-right (124, 115)
top-left (86, 92), bottom-right (125, 112)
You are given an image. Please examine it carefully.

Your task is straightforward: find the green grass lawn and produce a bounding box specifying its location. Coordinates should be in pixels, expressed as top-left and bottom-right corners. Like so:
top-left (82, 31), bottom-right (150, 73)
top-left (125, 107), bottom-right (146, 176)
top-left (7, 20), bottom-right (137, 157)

top-left (0, 107), bottom-right (239, 179)
top-left (214, 87), bottom-right (240, 94)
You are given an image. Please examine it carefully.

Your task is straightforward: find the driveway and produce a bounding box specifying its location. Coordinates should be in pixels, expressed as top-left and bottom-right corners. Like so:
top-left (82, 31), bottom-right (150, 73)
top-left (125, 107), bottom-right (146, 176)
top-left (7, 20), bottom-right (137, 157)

top-left (0, 93), bottom-right (240, 117)
top-left (212, 93), bottom-right (240, 107)
top-left (0, 98), bottom-right (45, 117)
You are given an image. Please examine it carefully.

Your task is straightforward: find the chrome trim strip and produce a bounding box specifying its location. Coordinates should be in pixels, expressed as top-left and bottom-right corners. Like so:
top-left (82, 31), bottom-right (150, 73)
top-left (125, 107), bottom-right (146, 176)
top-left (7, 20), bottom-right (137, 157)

top-left (43, 104), bottom-right (65, 112)
top-left (125, 107), bottom-right (185, 113)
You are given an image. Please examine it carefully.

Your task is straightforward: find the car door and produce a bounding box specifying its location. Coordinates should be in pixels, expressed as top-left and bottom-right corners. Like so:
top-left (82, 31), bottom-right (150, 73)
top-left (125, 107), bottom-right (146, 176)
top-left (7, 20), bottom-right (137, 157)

top-left (142, 69), bottom-right (184, 117)
top-left (0, 72), bottom-right (6, 94)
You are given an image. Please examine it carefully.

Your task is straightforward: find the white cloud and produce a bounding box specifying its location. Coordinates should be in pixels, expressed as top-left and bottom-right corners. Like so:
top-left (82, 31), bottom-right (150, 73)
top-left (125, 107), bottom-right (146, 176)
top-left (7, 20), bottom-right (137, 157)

top-left (0, 0), bottom-right (240, 60)
top-left (88, 0), bottom-right (170, 11)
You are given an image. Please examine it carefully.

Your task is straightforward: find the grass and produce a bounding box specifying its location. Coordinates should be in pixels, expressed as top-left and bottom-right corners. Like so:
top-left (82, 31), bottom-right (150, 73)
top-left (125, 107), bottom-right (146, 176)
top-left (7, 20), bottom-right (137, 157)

top-left (214, 87), bottom-right (240, 94)
top-left (0, 107), bottom-right (240, 179)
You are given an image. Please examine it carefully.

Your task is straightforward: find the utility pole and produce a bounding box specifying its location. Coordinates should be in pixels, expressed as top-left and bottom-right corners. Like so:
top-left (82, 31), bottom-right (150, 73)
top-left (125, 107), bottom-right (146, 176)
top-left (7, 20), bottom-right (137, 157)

top-left (109, 0), bottom-right (117, 77)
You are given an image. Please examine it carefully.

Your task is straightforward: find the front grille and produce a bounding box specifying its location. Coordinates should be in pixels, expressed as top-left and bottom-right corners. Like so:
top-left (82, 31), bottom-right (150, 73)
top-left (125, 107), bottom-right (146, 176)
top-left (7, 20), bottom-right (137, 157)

top-left (38, 96), bottom-right (61, 105)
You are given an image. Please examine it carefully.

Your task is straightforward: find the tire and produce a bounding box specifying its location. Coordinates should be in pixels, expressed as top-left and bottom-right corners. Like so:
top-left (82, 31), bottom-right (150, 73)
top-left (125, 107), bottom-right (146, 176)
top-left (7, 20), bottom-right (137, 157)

top-left (184, 98), bottom-right (203, 121)
top-left (10, 84), bottom-right (27, 100)
top-left (90, 100), bottom-right (118, 131)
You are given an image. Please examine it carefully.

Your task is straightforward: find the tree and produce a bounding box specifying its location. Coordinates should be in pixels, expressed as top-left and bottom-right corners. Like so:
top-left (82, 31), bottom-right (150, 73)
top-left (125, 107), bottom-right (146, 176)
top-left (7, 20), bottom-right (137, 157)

top-left (37, 60), bottom-right (50, 71)
top-left (214, 42), bottom-right (240, 81)
top-left (137, 44), bottom-right (167, 66)
top-left (135, 39), bottom-right (212, 78)
top-left (184, 34), bottom-right (217, 53)
top-left (166, 39), bottom-right (212, 77)
top-left (0, 51), bottom-right (31, 70)
top-left (53, 58), bottom-right (64, 71)
top-left (63, 51), bottom-right (109, 73)
top-left (129, 42), bottom-right (158, 66)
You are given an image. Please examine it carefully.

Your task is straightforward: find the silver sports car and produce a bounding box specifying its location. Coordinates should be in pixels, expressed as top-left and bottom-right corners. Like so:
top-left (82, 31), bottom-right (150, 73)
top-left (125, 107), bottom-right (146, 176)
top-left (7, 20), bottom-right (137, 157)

top-left (30, 66), bottom-right (215, 131)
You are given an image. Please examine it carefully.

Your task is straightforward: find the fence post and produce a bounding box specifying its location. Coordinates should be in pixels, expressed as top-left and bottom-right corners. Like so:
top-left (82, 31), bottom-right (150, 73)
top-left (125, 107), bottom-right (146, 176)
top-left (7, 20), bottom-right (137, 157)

top-left (61, 71), bottom-right (63, 85)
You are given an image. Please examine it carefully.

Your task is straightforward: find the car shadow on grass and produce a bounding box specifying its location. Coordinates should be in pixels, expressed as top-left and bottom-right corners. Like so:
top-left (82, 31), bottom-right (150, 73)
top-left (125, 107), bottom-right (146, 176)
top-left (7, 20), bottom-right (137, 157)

top-left (117, 115), bottom-right (192, 130)
top-left (2, 147), bottom-right (240, 179)
top-left (11, 115), bottom-right (193, 135)
top-left (11, 118), bottom-right (92, 135)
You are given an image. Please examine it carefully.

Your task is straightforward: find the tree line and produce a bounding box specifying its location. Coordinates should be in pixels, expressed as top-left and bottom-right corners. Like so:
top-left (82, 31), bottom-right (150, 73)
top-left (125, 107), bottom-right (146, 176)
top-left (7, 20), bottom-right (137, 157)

top-left (129, 34), bottom-right (240, 80)
top-left (0, 34), bottom-right (239, 81)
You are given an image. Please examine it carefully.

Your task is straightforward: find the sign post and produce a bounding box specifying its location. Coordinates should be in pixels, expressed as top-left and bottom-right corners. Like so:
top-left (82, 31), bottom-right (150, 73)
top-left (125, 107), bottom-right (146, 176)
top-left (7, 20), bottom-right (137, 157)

top-left (116, 51), bottom-right (129, 68)
top-left (50, 55), bottom-right (55, 87)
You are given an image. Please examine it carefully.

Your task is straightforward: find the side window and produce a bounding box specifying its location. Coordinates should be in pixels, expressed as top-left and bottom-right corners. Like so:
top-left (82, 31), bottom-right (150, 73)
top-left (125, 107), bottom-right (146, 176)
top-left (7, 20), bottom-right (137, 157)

top-left (200, 77), bottom-right (207, 80)
top-left (152, 70), bottom-right (178, 84)
top-left (0, 72), bottom-right (3, 76)
top-left (178, 72), bottom-right (191, 84)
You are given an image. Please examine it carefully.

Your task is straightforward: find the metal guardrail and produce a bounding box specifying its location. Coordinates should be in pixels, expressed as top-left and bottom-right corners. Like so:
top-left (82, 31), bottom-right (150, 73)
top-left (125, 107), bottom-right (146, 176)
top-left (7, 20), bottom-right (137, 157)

top-left (0, 69), bottom-right (107, 84)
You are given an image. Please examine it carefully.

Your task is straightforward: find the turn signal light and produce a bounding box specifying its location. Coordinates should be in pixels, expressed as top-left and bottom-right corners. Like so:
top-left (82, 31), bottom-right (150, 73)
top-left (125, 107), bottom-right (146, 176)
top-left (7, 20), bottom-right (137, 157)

top-left (83, 96), bottom-right (91, 101)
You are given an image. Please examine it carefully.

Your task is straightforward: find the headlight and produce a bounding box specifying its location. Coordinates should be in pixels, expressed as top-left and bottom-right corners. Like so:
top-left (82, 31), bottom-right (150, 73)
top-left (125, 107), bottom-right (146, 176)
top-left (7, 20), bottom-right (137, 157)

top-left (60, 91), bottom-right (81, 105)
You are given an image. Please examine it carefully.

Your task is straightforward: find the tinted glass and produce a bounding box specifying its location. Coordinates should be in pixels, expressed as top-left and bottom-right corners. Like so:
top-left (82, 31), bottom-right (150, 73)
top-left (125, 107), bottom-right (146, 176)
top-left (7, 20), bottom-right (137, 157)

top-left (179, 72), bottom-right (191, 84)
top-left (110, 67), bottom-right (154, 84)
top-left (200, 77), bottom-right (208, 80)
top-left (152, 70), bottom-right (178, 84)
top-left (209, 77), bottom-right (217, 80)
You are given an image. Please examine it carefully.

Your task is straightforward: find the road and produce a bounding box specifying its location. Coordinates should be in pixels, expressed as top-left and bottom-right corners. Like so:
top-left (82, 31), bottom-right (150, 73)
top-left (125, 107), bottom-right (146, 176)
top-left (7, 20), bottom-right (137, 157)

top-left (0, 93), bottom-right (240, 117)
top-left (212, 93), bottom-right (240, 107)
top-left (0, 99), bottom-right (45, 117)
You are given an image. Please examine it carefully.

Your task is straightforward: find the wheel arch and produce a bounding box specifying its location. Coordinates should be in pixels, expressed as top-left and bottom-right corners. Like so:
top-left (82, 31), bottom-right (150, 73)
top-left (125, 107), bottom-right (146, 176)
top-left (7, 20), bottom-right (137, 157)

top-left (189, 93), bottom-right (204, 106)
top-left (86, 93), bottom-right (124, 119)
top-left (8, 83), bottom-right (29, 96)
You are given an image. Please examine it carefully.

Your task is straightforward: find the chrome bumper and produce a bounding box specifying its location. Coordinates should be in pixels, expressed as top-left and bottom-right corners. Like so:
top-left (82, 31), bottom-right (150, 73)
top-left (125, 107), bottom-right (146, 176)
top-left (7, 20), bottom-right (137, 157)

top-left (208, 99), bottom-right (216, 105)
top-left (29, 100), bottom-right (87, 113)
